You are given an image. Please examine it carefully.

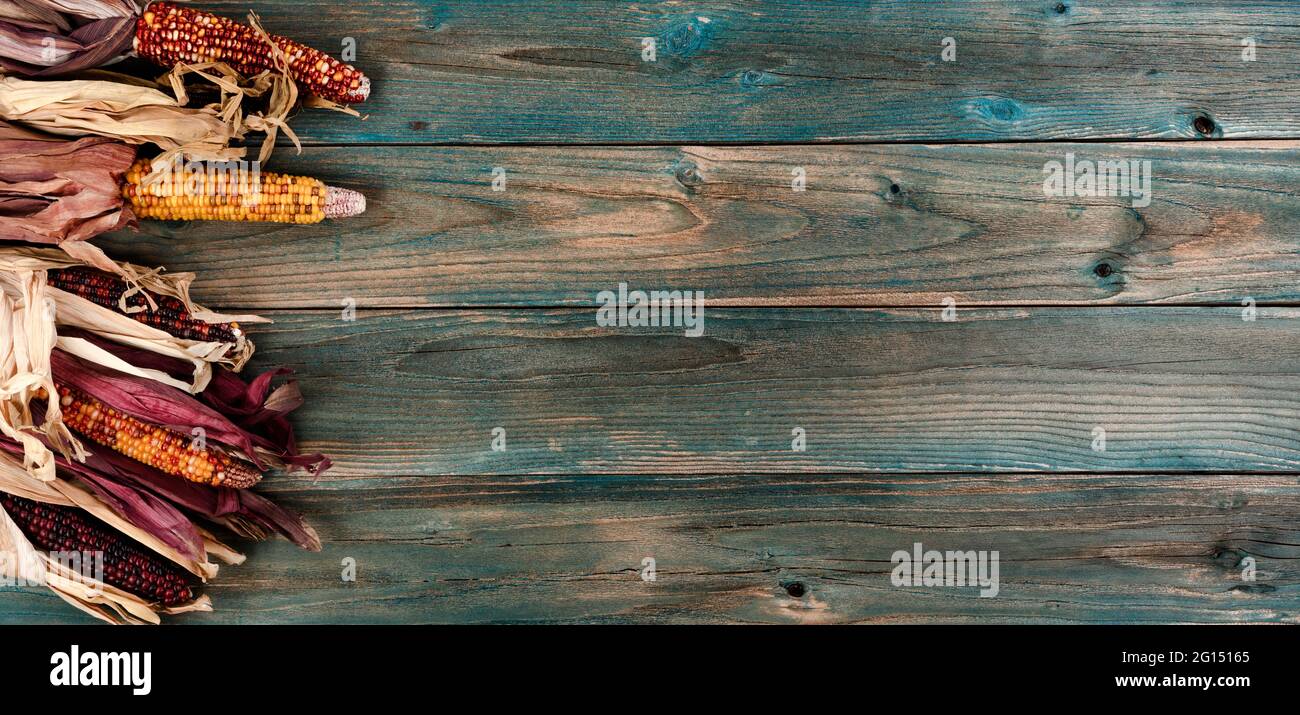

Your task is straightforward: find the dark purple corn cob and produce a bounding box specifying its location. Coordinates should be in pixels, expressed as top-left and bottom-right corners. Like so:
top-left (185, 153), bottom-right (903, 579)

top-left (47, 267), bottom-right (241, 344)
top-left (0, 493), bottom-right (196, 606)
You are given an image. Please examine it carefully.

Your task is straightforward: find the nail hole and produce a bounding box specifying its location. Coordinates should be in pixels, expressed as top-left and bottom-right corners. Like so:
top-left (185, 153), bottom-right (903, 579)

top-left (889, 183), bottom-right (901, 194)
top-left (1094, 263), bottom-right (1114, 278)
top-left (1054, 3), bottom-right (1068, 14)
top-left (1193, 115), bottom-right (1215, 135)
top-left (784, 581), bottom-right (807, 597)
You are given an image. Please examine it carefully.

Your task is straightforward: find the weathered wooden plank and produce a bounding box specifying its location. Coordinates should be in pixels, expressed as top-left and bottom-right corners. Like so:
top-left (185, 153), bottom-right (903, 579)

top-left (187, 0), bottom-right (1300, 143)
top-left (198, 307), bottom-right (1300, 477)
top-left (97, 141), bottom-right (1300, 307)
top-left (5, 473), bottom-right (1295, 624)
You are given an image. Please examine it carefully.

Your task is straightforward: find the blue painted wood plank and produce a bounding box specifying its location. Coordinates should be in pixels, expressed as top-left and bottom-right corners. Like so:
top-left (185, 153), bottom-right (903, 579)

top-left (195, 306), bottom-right (1300, 477)
top-left (95, 141), bottom-right (1300, 307)
top-left (189, 0), bottom-right (1300, 143)
top-left (5, 474), bottom-right (1295, 623)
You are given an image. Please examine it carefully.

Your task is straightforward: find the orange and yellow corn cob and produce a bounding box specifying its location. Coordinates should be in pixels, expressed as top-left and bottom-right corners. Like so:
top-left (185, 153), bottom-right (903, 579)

top-left (134, 1), bottom-right (370, 104)
top-left (55, 384), bottom-right (262, 489)
top-left (121, 158), bottom-right (365, 224)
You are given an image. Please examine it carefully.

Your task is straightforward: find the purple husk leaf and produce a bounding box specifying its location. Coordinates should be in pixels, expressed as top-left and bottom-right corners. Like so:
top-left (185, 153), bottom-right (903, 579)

top-left (58, 329), bottom-right (331, 474)
top-left (0, 435), bottom-right (205, 561)
top-left (53, 348), bottom-right (274, 470)
top-left (2, 427), bottom-right (321, 552)
top-left (77, 445), bottom-right (322, 551)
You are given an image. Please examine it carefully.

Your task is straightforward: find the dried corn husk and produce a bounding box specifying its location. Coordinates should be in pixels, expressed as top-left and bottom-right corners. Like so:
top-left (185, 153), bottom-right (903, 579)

top-left (109, 54), bottom-right (304, 167)
top-left (0, 73), bottom-right (244, 165)
top-left (0, 268), bottom-right (81, 481)
top-left (0, 0), bottom-right (140, 77)
top-left (16, 55), bottom-right (310, 170)
top-left (159, 57), bottom-right (301, 165)
top-left (0, 119), bottom-right (136, 273)
top-left (0, 248), bottom-right (266, 486)
top-left (59, 335), bottom-right (331, 478)
top-left (1, 246), bottom-right (265, 378)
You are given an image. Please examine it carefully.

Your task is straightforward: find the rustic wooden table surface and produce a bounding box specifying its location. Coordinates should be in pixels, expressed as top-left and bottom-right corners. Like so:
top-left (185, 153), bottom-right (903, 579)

top-left (9, 0), bottom-right (1300, 623)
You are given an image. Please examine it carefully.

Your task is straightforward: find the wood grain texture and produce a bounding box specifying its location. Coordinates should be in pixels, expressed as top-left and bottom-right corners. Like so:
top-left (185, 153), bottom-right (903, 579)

top-left (193, 307), bottom-right (1300, 479)
top-left (188, 0), bottom-right (1300, 143)
top-left (4, 473), bottom-right (1295, 624)
top-left (11, 1), bottom-right (1300, 627)
top-left (97, 141), bottom-right (1300, 307)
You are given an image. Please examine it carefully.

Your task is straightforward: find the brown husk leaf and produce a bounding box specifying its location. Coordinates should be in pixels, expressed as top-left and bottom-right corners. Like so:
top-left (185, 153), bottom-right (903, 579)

top-left (0, 0), bottom-right (140, 77)
top-left (0, 73), bottom-right (243, 166)
top-left (0, 119), bottom-right (136, 273)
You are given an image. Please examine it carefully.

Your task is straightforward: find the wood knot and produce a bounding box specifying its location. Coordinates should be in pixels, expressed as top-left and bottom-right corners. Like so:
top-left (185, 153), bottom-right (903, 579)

top-left (673, 160), bottom-right (704, 188)
top-left (663, 17), bottom-right (712, 58)
top-left (1229, 583), bottom-right (1276, 594)
top-left (740, 69), bottom-right (771, 87)
top-left (1090, 257), bottom-right (1126, 294)
top-left (972, 97), bottom-right (1025, 124)
top-left (783, 581), bottom-right (807, 598)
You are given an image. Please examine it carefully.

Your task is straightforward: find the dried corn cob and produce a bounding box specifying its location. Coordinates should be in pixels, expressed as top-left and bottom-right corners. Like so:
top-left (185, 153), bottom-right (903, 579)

top-left (1, 492), bottom-right (195, 607)
top-left (134, 1), bottom-right (370, 105)
top-left (121, 158), bottom-right (365, 223)
top-left (48, 266), bottom-right (242, 344)
top-left (55, 384), bottom-right (262, 489)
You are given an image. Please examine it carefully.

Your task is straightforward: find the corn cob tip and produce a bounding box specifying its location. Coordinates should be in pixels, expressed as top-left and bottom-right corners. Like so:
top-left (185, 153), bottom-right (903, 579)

top-left (325, 186), bottom-right (366, 219)
top-left (217, 463), bottom-right (263, 490)
top-left (351, 74), bottom-right (371, 103)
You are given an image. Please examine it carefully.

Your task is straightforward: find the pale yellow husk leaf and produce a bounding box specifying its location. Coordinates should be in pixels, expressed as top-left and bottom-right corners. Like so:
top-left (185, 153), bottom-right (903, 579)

top-left (0, 74), bottom-right (242, 166)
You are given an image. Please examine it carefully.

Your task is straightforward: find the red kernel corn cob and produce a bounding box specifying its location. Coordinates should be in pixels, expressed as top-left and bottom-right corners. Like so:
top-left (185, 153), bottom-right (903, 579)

top-left (56, 384), bottom-right (262, 489)
top-left (1, 493), bottom-right (196, 607)
top-left (134, 1), bottom-right (370, 104)
top-left (121, 158), bottom-right (366, 223)
top-left (47, 266), bottom-right (242, 344)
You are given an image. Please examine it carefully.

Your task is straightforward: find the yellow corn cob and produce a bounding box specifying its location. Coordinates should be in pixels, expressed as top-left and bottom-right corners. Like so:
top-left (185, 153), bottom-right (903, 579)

top-left (121, 159), bottom-right (365, 223)
top-left (55, 384), bottom-right (262, 489)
